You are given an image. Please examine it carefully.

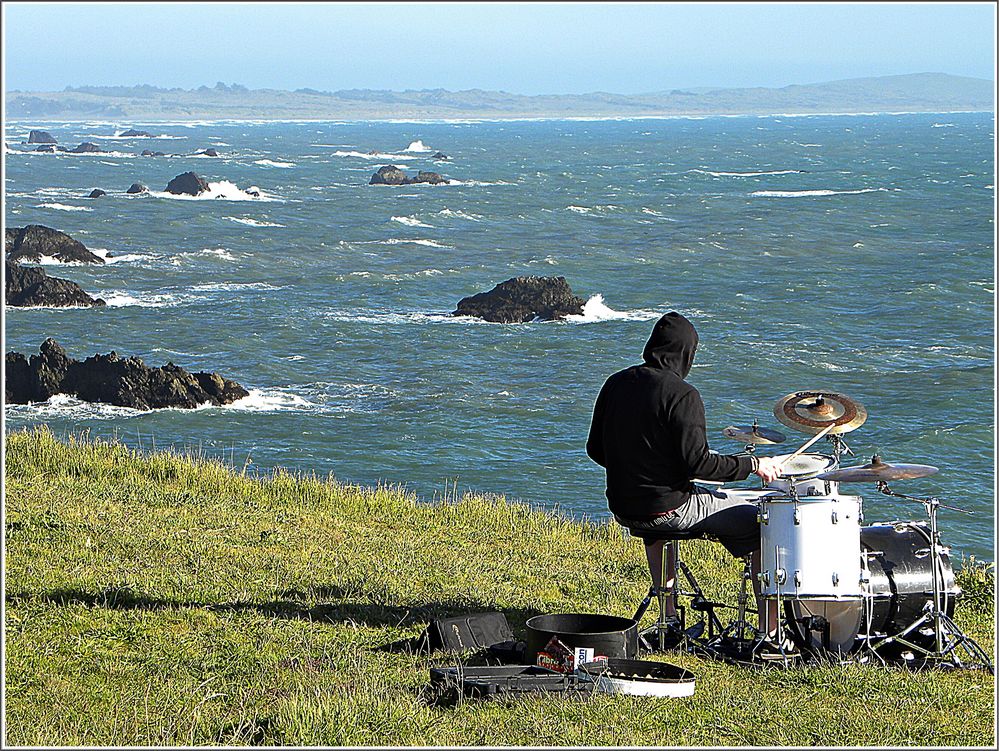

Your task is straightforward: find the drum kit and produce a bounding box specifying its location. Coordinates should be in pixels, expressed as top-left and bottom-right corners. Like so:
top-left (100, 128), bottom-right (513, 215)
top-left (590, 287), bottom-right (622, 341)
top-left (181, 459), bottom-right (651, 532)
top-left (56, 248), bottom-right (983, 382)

top-left (699, 389), bottom-right (993, 672)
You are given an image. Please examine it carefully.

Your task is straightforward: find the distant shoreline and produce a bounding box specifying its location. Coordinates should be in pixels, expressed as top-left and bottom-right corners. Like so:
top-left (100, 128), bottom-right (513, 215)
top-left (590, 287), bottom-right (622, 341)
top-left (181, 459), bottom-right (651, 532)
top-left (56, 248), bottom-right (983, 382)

top-left (5, 109), bottom-right (992, 126)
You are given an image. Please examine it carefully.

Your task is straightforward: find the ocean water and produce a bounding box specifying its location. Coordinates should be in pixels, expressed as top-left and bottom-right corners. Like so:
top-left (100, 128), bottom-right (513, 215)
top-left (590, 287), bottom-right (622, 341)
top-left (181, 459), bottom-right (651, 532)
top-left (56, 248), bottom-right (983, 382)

top-left (3, 112), bottom-right (994, 561)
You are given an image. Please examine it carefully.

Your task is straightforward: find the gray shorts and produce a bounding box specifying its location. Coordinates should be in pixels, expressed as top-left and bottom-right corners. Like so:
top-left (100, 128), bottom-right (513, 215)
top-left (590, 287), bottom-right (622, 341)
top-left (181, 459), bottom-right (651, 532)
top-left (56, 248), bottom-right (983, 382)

top-left (615, 486), bottom-right (760, 558)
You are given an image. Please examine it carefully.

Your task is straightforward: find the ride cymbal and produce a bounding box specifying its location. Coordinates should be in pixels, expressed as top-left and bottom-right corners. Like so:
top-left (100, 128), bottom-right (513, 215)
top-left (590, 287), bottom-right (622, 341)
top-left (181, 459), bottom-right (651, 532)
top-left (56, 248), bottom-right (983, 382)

top-left (722, 424), bottom-right (787, 444)
top-left (817, 455), bottom-right (939, 483)
top-left (773, 390), bottom-right (868, 435)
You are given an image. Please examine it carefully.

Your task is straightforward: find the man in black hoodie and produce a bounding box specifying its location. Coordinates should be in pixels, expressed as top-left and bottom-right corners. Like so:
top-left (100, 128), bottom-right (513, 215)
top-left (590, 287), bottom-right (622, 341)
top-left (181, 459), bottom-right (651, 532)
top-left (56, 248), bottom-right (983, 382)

top-left (586, 312), bottom-right (782, 634)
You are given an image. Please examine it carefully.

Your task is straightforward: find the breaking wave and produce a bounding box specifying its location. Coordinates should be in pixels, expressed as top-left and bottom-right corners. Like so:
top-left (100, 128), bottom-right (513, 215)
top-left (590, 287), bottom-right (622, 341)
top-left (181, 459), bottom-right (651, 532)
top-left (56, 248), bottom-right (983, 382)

top-left (38, 203), bottom-right (92, 212)
top-left (253, 159), bottom-right (295, 168)
top-left (226, 217), bottom-right (285, 227)
top-left (750, 188), bottom-right (888, 198)
top-left (691, 168), bottom-right (806, 177)
top-left (403, 140), bottom-right (432, 152)
top-left (332, 150), bottom-right (417, 160)
top-left (564, 294), bottom-right (660, 323)
top-left (391, 215), bottom-right (433, 228)
top-left (147, 181), bottom-right (278, 202)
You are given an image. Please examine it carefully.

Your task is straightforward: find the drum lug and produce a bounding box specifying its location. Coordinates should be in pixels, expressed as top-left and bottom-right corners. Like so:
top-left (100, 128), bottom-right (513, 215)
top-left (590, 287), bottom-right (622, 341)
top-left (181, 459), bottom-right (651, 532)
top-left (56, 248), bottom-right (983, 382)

top-left (757, 510), bottom-right (769, 525)
top-left (757, 571), bottom-right (770, 587)
top-left (832, 572), bottom-right (840, 587)
top-left (793, 508), bottom-right (801, 525)
top-left (793, 570), bottom-right (801, 587)
top-left (776, 569), bottom-right (787, 586)
top-left (831, 510), bottom-right (839, 524)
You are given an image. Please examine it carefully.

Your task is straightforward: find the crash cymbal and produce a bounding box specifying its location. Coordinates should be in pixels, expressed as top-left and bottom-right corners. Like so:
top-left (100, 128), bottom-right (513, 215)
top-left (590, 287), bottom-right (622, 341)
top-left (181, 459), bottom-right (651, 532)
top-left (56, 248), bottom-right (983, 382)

top-left (817, 454), bottom-right (939, 483)
top-left (773, 390), bottom-right (868, 435)
top-left (722, 424), bottom-right (787, 444)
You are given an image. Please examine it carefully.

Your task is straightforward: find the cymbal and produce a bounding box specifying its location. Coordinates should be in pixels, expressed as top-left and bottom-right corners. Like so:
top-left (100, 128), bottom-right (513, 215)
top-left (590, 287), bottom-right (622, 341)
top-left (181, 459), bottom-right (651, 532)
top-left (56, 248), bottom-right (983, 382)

top-left (817, 455), bottom-right (939, 483)
top-left (773, 390), bottom-right (868, 435)
top-left (722, 424), bottom-right (786, 444)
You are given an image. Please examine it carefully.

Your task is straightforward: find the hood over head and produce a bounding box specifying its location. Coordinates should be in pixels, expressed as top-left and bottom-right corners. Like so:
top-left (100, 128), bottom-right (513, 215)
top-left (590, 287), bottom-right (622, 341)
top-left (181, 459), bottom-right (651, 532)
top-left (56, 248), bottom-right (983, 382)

top-left (643, 312), bottom-right (698, 378)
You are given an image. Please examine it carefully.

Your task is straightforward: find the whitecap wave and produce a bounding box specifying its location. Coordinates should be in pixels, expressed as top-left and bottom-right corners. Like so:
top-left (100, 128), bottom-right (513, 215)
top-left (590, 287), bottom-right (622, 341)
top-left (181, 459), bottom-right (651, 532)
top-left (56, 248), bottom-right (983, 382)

top-left (226, 217), bottom-right (285, 227)
top-left (382, 238), bottom-right (452, 248)
top-left (566, 204), bottom-right (619, 214)
top-left (403, 140), bottom-right (432, 152)
top-left (435, 208), bottom-right (483, 221)
top-left (102, 291), bottom-right (188, 308)
top-left (171, 247), bottom-right (239, 264)
top-left (225, 388), bottom-right (313, 412)
top-left (4, 393), bottom-right (144, 419)
top-left (391, 215), bottom-right (433, 228)
top-left (147, 181), bottom-right (278, 202)
top-left (750, 188), bottom-right (888, 198)
top-left (253, 159), bottom-right (295, 168)
top-left (91, 248), bottom-right (150, 264)
top-left (691, 168), bottom-right (805, 177)
top-left (332, 150), bottom-right (417, 160)
top-left (190, 282), bottom-right (284, 292)
top-left (38, 202), bottom-right (92, 212)
top-left (564, 294), bottom-right (660, 323)
top-left (445, 179), bottom-right (512, 187)
top-left (931, 123), bottom-right (955, 128)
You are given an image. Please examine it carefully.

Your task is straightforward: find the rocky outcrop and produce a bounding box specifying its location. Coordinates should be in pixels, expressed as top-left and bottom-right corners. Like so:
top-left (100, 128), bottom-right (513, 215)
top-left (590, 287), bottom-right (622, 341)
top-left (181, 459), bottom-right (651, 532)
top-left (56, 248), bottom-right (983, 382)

top-left (28, 130), bottom-right (57, 144)
top-left (369, 165), bottom-right (449, 185)
top-left (165, 172), bottom-right (209, 196)
top-left (35, 144), bottom-right (59, 152)
top-left (199, 148), bottom-right (219, 157)
top-left (68, 142), bottom-right (102, 153)
top-left (126, 183), bottom-right (147, 194)
top-left (5, 260), bottom-right (106, 308)
top-left (120, 129), bottom-right (154, 137)
top-left (452, 276), bottom-right (585, 323)
top-left (140, 149), bottom-right (165, 156)
top-left (4, 339), bottom-right (249, 410)
top-left (432, 152), bottom-right (449, 160)
top-left (6, 225), bottom-right (105, 264)
top-left (88, 189), bottom-right (106, 198)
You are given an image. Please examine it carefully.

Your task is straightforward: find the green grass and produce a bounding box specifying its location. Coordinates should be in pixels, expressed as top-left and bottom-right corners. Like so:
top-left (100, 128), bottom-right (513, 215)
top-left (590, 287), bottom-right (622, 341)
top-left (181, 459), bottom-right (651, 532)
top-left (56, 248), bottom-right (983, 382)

top-left (4, 427), bottom-right (996, 746)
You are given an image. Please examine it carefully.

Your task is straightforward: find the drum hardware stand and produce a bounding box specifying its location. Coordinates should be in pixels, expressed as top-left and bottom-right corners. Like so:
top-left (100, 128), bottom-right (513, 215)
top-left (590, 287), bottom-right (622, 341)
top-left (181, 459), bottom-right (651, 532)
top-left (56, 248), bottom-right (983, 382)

top-left (859, 482), bottom-right (994, 673)
top-left (828, 433), bottom-right (854, 463)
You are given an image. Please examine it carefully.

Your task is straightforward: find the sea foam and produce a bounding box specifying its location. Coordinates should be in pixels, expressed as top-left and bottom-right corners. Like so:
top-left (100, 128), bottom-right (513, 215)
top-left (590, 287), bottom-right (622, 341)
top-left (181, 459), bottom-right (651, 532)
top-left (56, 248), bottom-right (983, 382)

top-left (148, 181), bottom-right (278, 202)
top-left (564, 295), bottom-right (660, 323)
top-left (750, 188), bottom-right (888, 198)
top-left (227, 217), bottom-right (285, 227)
top-left (403, 140), bottom-right (432, 152)
top-left (391, 215), bottom-right (433, 228)
top-left (38, 203), bottom-right (92, 212)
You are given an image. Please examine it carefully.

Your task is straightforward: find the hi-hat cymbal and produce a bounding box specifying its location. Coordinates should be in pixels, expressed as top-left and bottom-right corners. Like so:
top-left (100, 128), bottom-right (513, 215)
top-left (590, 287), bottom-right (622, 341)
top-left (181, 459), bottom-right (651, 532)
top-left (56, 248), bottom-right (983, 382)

top-left (773, 390), bottom-right (868, 435)
top-left (817, 455), bottom-right (939, 483)
top-left (722, 424), bottom-right (786, 444)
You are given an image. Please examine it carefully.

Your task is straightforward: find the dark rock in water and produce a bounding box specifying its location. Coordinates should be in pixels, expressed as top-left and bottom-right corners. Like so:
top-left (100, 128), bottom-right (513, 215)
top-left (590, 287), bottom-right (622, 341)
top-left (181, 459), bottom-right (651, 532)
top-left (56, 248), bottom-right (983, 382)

top-left (126, 183), bottom-right (147, 194)
top-left (200, 148), bottom-right (219, 157)
top-left (453, 276), bottom-right (585, 323)
top-left (88, 189), bottom-right (107, 198)
top-left (369, 165), bottom-right (408, 185)
top-left (28, 129), bottom-right (58, 144)
top-left (5, 260), bottom-right (106, 308)
top-left (369, 165), bottom-right (449, 185)
top-left (68, 142), bottom-right (102, 153)
top-left (432, 152), bottom-right (449, 160)
top-left (165, 171), bottom-right (209, 196)
top-left (4, 338), bottom-right (249, 410)
top-left (35, 144), bottom-right (58, 152)
top-left (245, 188), bottom-right (260, 197)
top-left (6, 225), bottom-right (105, 264)
top-left (120, 129), bottom-right (154, 137)
top-left (140, 149), bottom-right (166, 157)
top-left (410, 170), bottom-right (448, 185)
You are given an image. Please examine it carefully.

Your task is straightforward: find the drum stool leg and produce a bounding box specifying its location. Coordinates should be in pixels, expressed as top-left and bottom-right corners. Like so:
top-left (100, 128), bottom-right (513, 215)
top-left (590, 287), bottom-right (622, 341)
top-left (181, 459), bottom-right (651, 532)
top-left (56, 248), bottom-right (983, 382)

top-left (634, 540), bottom-right (686, 652)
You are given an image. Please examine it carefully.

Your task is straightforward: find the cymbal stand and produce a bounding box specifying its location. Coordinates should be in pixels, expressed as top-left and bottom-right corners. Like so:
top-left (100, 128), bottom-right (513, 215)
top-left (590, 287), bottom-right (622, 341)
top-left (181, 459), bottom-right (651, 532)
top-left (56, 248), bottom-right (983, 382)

top-left (828, 433), bottom-right (854, 463)
top-left (865, 482), bottom-right (993, 673)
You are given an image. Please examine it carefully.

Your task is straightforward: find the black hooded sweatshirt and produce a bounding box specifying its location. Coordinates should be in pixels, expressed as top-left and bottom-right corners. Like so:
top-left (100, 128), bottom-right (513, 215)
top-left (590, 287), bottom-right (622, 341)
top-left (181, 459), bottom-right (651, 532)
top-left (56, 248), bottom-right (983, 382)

top-left (586, 312), bottom-right (754, 518)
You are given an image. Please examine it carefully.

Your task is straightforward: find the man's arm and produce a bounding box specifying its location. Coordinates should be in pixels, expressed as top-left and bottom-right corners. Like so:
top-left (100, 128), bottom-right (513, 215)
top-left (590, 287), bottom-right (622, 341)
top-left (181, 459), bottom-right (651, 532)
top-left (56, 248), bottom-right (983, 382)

top-left (585, 382), bottom-right (608, 467)
top-left (674, 389), bottom-right (755, 482)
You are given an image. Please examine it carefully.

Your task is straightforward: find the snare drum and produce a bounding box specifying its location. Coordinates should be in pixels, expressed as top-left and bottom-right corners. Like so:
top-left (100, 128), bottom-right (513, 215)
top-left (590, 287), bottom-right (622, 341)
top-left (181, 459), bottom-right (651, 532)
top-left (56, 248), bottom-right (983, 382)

top-left (767, 453), bottom-right (838, 497)
top-left (759, 494), bottom-right (863, 600)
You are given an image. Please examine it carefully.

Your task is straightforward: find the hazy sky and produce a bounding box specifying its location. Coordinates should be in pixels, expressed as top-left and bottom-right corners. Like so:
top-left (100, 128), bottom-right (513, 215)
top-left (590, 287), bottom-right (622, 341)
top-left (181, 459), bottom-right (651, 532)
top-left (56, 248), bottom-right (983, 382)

top-left (3, 2), bottom-right (995, 94)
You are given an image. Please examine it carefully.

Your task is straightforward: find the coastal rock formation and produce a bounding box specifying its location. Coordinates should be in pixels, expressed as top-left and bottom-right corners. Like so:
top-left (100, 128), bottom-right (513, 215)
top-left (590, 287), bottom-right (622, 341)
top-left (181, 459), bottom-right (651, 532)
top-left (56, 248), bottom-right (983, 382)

top-left (68, 142), bottom-right (102, 153)
top-left (35, 144), bottom-right (59, 152)
top-left (165, 171), bottom-right (209, 196)
top-left (88, 189), bottom-right (107, 198)
top-left (5, 260), bottom-right (106, 308)
top-left (28, 129), bottom-right (57, 144)
top-left (120, 129), bottom-right (154, 137)
top-left (126, 183), bottom-right (147, 194)
top-left (6, 225), bottom-right (105, 264)
top-left (4, 339), bottom-right (249, 410)
top-left (199, 148), bottom-right (219, 157)
top-left (369, 165), bottom-right (449, 185)
top-left (453, 276), bottom-right (585, 323)
top-left (432, 152), bottom-right (449, 160)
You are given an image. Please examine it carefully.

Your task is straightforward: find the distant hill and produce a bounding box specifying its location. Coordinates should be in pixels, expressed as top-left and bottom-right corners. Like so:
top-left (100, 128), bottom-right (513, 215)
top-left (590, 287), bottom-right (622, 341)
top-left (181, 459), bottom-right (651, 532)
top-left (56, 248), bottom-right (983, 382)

top-left (5, 73), bottom-right (993, 121)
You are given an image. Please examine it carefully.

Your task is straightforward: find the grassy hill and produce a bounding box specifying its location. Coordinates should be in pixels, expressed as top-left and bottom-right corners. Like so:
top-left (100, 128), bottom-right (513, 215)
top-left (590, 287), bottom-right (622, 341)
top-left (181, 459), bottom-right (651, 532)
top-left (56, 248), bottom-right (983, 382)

top-left (5, 73), bottom-right (993, 121)
top-left (3, 427), bottom-right (995, 746)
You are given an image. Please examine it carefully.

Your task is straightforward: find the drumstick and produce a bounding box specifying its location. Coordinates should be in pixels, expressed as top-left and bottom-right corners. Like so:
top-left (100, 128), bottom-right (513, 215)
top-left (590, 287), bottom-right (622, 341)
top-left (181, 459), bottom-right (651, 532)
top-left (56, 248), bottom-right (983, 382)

top-left (780, 423), bottom-right (835, 466)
